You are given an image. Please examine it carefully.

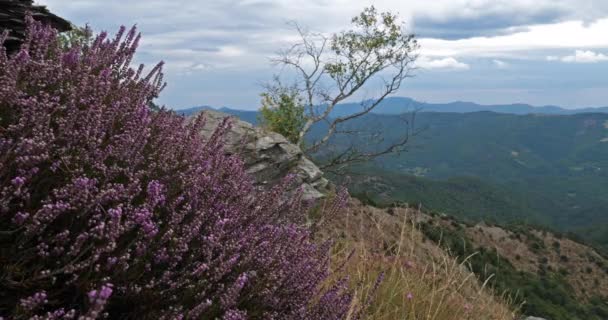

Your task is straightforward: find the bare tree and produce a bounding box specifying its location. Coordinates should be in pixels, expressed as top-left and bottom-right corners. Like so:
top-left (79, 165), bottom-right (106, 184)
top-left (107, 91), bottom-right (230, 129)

top-left (265, 6), bottom-right (419, 172)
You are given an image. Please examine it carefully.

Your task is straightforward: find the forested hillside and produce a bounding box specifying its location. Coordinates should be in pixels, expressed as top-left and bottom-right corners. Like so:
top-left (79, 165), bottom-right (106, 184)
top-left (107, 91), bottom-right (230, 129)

top-left (319, 112), bottom-right (608, 248)
top-left (197, 107), bottom-right (608, 248)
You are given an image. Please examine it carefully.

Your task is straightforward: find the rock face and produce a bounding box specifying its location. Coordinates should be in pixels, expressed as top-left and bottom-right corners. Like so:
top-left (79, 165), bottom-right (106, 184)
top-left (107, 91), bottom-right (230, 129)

top-left (195, 109), bottom-right (329, 200)
top-left (1, 0), bottom-right (72, 54)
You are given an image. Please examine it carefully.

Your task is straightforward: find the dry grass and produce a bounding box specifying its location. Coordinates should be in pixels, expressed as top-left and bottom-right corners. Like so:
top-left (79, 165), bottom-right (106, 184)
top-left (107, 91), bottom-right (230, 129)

top-left (321, 201), bottom-right (519, 320)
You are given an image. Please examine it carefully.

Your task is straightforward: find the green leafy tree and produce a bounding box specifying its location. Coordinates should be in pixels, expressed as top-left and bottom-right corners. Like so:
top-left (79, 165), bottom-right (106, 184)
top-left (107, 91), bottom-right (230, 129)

top-left (263, 6), bottom-right (419, 172)
top-left (258, 84), bottom-right (306, 144)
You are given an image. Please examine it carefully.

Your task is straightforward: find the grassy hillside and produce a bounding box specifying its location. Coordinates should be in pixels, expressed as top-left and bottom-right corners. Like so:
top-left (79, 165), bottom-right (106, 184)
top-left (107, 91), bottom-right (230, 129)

top-left (413, 210), bottom-right (608, 320)
top-left (317, 198), bottom-right (519, 320)
top-left (329, 197), bottom-right (608, 320)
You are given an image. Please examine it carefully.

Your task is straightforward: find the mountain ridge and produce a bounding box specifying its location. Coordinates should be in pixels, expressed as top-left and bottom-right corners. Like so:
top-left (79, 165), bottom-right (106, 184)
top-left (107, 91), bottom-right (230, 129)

top-left (176, 97), bottom-right (608, 116)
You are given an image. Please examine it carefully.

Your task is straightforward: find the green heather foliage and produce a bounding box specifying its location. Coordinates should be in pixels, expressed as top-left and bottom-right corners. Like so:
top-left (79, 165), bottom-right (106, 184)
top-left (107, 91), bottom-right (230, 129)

top-left (0, 18), bottom-right (354, 319)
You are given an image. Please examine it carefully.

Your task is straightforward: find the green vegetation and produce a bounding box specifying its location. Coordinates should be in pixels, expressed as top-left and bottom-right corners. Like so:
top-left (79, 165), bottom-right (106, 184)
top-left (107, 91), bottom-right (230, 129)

top-left (57, 25), bottom-right (93, 49)
top-left (345, 168), bottom-right (546, 225)
top-left (258, 87), bottom-right (306, 144)
top-left (315, 111), bottom-right (608, 248)
top-left (418, 221), bottom-right (608, 320)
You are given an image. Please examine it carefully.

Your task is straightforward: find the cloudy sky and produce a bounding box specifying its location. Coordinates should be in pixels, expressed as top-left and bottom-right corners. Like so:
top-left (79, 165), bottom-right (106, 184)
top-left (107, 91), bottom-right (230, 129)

top-left (37, 0), bottom-right (608, 110)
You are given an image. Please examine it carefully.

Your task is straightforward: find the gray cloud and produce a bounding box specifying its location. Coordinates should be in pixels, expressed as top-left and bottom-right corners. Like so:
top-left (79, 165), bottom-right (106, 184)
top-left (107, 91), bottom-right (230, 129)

top-left (34, 0), bottom-right (608, 109)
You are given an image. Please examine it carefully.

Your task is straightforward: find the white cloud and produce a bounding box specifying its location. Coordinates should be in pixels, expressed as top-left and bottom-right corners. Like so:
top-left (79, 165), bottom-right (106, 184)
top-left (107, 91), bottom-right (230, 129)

top-left (547, 50), bottom-right (608, 63)
top-left (419, 18), bottom-right (608, 58)
top-left (217, 46), bottom-right (246, 58)
top-left (416, 56), bottom-right (470, 70)
top-left (493, 59), bottom-right (509, 68)
top-left (191, 63), bottom-right (210, 71)
top-left (560, 50), bottom-right (608, 63)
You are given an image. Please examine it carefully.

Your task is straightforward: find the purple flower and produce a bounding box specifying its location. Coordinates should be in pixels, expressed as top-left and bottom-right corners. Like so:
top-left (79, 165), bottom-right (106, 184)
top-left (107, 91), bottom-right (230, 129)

top-left (11, 176), bottom-right (26, 186)
top-left (0, 17), bottom-right (353, 320)
top-left (20, 291), bottom-right (48, 311)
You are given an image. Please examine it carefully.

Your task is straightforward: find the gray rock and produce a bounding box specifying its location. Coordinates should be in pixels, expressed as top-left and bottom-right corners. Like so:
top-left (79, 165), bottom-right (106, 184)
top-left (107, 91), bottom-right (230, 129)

top-left (523, 316), bottom-right (548, 320)
top-left (194, 109), bottom-right (329, 201)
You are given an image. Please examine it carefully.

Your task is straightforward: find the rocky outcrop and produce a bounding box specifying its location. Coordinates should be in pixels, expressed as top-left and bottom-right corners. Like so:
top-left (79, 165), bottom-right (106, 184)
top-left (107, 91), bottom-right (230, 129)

top-left (1, 0), bottom-right (72, 54)
top-left (195, 109), bottom-right (329, 200)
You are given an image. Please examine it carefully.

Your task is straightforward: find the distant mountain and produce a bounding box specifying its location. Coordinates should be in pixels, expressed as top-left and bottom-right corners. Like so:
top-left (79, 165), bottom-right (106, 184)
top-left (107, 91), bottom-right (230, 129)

top-left (177, 97), bottom-right (608, 117)
top-left (331, 97), bottom-right (608, 116)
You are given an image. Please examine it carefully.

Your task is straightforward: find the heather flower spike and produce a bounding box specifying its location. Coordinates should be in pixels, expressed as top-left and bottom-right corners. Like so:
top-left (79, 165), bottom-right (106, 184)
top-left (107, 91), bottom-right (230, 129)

top-left (0, 17), bottom-right (352, 319)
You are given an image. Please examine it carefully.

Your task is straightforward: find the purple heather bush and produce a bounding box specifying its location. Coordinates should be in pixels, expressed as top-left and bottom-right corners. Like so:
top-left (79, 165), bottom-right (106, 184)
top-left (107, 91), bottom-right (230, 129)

top-left (0, 17), bottom-right (353, 319)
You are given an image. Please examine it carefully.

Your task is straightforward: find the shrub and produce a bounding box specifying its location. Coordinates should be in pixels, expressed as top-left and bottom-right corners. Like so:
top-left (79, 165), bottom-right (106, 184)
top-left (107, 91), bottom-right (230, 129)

top-left (0, 18), bottom-right (352, 319)
top-left (258, 86), bottom-right (306, 144)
